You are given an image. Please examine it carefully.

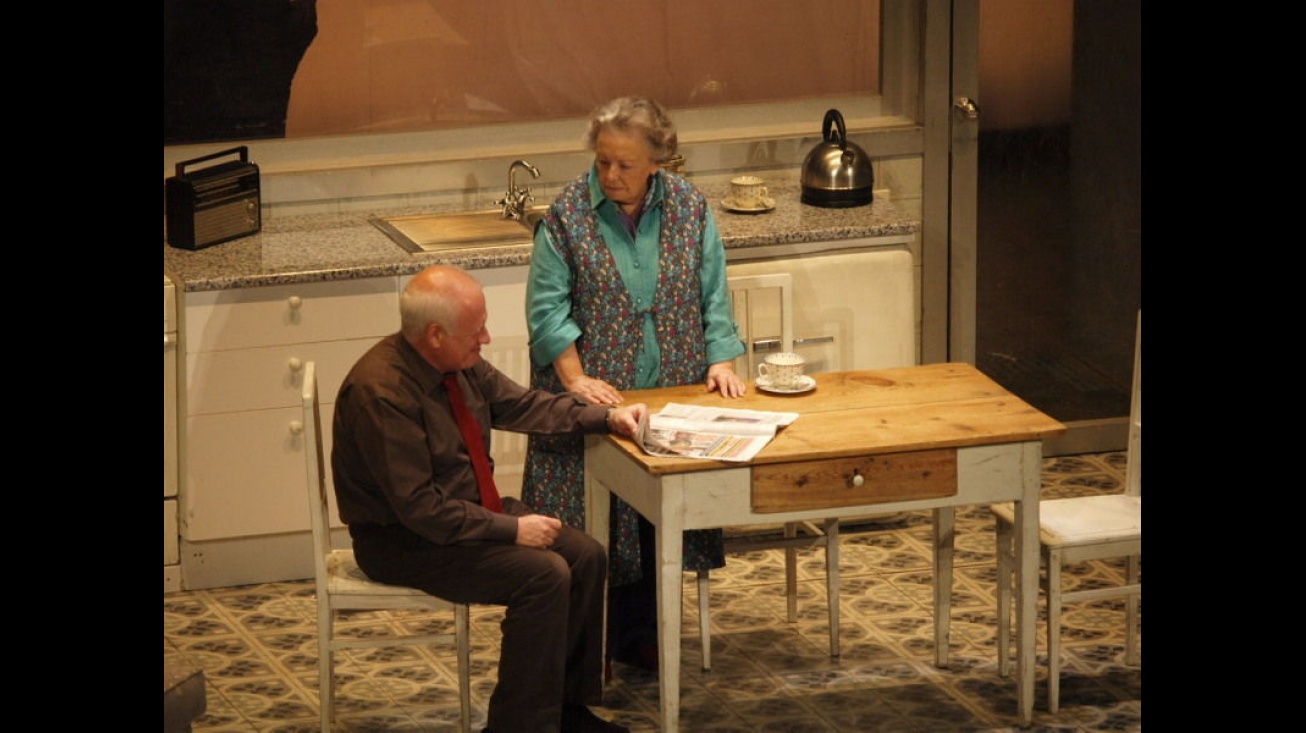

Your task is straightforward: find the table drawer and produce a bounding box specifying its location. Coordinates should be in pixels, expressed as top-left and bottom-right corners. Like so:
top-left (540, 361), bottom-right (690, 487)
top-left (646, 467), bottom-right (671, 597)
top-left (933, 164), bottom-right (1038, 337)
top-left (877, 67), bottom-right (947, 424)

top-left (752, 449), bottom-right (957, 513)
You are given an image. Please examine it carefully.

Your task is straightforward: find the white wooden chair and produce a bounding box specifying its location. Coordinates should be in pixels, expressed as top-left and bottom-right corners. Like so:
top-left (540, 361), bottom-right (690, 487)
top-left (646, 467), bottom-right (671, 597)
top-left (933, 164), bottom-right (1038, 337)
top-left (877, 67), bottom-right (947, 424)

top-left (991, 310), bottom-right (1141, 713)
top-left (300, 361), bottom-right (473, 732)
top-left (691, 274), bottom-right (840, 671)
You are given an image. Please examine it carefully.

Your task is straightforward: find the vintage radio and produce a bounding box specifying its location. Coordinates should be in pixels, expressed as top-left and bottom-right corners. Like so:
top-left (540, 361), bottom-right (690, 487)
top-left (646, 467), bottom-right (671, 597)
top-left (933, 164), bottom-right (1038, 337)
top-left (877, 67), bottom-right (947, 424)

top-left (166, 146), bottom-right (261, 250)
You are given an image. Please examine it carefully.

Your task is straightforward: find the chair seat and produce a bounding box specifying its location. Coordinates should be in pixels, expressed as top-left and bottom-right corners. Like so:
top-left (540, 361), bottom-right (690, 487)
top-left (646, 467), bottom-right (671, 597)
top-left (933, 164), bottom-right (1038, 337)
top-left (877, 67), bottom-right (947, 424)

top-left (326, 549), bottom-right (432, 596)
top-left (1037, 495), bottom-right (1140, 547)
top-left (992, 496), bottom-right (1141, 546)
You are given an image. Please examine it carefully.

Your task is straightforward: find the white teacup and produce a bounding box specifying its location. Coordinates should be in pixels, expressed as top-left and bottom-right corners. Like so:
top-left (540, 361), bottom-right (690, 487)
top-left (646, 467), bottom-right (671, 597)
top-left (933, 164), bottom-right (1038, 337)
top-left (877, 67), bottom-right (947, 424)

top-left (757, 351), bottom-right (806, 388)
top-left (730, 175), bottom-right (769, 208)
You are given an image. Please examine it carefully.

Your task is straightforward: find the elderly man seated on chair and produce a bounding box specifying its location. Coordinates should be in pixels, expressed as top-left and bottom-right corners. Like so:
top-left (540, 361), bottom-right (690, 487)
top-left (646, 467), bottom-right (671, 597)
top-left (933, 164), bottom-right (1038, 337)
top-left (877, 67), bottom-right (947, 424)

top-left (331, 265), bottom-right (646, 733)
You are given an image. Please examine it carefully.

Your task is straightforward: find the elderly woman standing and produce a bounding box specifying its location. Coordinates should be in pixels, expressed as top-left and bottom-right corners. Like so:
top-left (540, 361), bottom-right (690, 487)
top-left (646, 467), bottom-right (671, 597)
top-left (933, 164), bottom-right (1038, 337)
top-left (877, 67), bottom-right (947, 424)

top-left (522, 96), bottom-right (746, 673)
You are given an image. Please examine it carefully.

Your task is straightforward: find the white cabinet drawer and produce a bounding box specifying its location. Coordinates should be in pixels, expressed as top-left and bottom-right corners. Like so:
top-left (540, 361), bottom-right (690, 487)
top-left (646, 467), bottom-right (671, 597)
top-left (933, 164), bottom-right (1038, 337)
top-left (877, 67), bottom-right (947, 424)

top-left (185, 337), bottom-right (376, 415)
top-left (182, 403), bottom-right (340, 541)
top-left (184, 277), bottom-right (398, 353)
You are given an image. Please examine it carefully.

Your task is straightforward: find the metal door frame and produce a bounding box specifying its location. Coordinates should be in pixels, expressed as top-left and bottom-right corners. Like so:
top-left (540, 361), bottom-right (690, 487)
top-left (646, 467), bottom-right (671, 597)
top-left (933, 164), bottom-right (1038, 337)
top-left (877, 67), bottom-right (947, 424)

top-left (924, 0), bottom-right (1127, 454)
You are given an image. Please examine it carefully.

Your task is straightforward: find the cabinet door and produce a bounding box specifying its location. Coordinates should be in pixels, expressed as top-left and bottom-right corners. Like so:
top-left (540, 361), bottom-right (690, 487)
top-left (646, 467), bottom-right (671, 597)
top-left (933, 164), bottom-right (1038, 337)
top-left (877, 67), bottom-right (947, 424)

top-left (165, 328), bottom-right (179, 499)
top-left (163, 498), bottom-right (179, 565)
top-left (183, 403), bottom-right (337, 541)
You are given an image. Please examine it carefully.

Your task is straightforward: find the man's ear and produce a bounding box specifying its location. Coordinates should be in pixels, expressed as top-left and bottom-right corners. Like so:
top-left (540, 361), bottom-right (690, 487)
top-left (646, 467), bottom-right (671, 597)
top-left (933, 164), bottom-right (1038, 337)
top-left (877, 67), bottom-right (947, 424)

top-left (426, 322), bottom-right (445, 348)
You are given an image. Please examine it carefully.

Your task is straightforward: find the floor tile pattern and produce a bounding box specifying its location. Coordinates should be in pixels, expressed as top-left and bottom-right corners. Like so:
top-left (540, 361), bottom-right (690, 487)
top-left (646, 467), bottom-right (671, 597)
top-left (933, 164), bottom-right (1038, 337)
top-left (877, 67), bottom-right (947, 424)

top-left (164, 452), bottom-right (1140, 732)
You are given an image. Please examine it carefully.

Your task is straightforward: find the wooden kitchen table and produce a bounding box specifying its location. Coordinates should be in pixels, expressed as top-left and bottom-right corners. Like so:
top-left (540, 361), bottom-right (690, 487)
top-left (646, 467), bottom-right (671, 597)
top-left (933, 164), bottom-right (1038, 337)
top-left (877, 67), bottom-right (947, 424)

top-left (583, 364), bottom-right (1065, 730)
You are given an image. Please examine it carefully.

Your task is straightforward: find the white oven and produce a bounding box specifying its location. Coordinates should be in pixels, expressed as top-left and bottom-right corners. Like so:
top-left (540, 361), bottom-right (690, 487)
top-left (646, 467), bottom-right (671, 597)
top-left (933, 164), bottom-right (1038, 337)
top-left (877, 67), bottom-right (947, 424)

top-left (164, 274), bottom-right (180, 592)
top-left (726, 238), bottom-right (917, 374)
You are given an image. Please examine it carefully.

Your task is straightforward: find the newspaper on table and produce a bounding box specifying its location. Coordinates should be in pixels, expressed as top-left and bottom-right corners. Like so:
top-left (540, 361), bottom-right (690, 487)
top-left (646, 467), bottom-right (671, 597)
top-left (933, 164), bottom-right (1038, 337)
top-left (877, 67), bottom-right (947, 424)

top-left (635, 402), bottom-right (799, 462)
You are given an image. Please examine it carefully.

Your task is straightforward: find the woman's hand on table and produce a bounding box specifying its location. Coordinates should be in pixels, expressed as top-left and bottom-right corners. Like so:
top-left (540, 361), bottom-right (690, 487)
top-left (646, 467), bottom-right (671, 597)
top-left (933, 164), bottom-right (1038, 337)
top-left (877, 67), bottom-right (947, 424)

top-left (705, 363), bottom-right (746, 398)
top-left (565, 374), bottom-right (624, 406)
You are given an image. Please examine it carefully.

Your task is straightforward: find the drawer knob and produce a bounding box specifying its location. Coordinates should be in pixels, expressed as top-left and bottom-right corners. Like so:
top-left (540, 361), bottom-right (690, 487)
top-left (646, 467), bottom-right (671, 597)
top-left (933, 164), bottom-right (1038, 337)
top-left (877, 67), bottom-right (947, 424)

top-left (288, 357), bottom-right (303, 372)
top-left (850, 470), bottom-right (865, 488)
top-left (287, 295), bottom-right (303, 310)
top-left (289, 420), bottom-right (304, 435)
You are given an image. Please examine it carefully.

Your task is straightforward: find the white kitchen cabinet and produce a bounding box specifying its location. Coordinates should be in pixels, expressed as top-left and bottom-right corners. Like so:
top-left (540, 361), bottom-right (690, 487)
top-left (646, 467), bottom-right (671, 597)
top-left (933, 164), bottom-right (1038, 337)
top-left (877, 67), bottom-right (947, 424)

top-left (179, 276), bottom-right (399, 589)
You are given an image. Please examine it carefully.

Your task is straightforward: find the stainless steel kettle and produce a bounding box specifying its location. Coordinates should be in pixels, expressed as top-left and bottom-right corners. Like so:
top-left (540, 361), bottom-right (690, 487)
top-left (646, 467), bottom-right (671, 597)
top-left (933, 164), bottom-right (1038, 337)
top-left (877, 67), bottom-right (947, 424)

top-left (800, 109), bottom-right (874, 208)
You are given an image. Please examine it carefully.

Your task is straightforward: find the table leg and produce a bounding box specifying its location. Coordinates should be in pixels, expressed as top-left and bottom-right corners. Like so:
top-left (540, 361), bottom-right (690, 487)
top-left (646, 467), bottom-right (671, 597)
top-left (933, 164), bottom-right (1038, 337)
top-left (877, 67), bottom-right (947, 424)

top-left (825, 518), bottom-right (841, 658)
top-left (655, 480), bottom-right (685, 733)
top-left (584, 442), bottom-right (612, 676)
top-left (933, 507), bottom-right (955, 667)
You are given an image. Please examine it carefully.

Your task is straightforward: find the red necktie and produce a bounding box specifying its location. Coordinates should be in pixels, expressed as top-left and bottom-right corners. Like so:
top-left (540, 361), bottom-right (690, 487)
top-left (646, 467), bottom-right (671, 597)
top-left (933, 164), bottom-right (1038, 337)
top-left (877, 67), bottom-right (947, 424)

top-left (442, 373), bottom-right (503, 513)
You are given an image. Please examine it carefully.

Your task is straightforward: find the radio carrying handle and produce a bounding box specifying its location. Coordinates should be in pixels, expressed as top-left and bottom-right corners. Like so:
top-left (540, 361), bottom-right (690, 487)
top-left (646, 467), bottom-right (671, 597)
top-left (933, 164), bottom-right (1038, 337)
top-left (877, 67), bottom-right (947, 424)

top-left (174, 146), bottom-right (249, 178)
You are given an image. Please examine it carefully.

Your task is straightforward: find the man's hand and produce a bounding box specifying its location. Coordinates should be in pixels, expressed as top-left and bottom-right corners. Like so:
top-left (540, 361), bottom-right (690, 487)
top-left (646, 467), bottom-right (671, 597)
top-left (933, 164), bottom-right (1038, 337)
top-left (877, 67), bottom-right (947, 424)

top-left (607, 403), bottom-right (648, 437)
top-left (515, 514), bottom-right (562, 548)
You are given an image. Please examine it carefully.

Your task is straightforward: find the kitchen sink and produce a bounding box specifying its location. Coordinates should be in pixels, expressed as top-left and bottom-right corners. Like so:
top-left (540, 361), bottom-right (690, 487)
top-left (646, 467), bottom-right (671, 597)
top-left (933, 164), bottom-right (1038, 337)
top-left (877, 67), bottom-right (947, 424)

top-left (371, 206), bottom-right (549, 254)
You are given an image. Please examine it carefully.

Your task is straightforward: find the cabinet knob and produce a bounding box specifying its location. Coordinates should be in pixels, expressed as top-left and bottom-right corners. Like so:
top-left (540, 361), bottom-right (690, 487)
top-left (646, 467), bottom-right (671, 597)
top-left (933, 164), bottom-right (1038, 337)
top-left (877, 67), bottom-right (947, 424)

top-left (850, 470), bottom-right (865, 488)
top-left (288, 357), bottom-right (303, 372)
top-left (289, 420), bottom-right (304, 435)
top-left (287, 295), bottom-right (303, 310)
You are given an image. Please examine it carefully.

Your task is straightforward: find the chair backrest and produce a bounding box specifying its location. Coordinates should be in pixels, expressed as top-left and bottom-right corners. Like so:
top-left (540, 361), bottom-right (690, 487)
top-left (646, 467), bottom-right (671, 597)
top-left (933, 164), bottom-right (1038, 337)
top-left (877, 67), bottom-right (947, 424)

top-left (301, 362), bottom-right (334, 590)
top-left (728, 273), bottom-right (795, 376)
top-left (1125, 310), bottom-right (1141, 498)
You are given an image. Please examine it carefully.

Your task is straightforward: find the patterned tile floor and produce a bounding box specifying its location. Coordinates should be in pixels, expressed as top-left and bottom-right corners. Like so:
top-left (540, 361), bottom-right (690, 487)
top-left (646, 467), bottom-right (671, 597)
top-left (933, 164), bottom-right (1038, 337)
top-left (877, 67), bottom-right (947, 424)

top-left (164, 452), bottom-right (1140, 732)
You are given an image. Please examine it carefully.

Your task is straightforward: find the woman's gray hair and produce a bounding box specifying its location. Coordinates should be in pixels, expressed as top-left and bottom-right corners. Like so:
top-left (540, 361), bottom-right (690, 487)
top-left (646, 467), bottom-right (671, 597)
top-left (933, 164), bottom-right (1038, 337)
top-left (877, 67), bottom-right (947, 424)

top-left (585, 96), bottom-right (678, 163)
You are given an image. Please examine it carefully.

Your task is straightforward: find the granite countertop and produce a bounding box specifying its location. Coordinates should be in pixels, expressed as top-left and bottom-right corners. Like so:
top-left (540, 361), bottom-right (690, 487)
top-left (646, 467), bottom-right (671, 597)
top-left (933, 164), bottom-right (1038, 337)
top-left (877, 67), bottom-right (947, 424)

top-left (163, 181), bottom-right (918, 293)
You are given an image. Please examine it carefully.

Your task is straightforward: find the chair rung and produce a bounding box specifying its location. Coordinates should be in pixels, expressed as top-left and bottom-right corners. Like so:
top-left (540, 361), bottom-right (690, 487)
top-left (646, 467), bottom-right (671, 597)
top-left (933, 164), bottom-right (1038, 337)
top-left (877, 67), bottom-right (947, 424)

top-left (331, 633), bottom-right (460, 652)
top-left (725, 536), bottom-right (829, 553)
top-left (1058, 584), bottom-right (1140, 604)
top-left (724, 522), bottom-right (825, 538)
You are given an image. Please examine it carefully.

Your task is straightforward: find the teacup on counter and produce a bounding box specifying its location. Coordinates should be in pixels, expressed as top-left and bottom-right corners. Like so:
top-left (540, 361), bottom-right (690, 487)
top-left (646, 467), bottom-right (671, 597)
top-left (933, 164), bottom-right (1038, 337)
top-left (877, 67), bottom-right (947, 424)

top-left (730, 175), bottom-right (769, 208)
top-left (757, 351), bottom-right (806, 389)
top-left (726, 175), bottom-right (773, 211)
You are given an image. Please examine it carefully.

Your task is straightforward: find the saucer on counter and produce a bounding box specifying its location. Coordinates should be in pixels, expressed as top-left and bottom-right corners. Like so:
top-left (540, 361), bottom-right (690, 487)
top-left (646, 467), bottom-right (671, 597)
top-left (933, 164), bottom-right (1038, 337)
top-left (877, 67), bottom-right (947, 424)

top-left (722, 196), bottom-right (776, 214)
top-left (756, 374), bottom-right (816, 394)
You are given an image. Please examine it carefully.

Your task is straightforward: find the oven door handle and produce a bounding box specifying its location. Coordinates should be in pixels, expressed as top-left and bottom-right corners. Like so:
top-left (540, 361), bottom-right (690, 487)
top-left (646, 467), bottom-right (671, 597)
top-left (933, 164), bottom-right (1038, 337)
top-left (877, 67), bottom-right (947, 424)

top-left (750, 335), bottom-right (835, 352)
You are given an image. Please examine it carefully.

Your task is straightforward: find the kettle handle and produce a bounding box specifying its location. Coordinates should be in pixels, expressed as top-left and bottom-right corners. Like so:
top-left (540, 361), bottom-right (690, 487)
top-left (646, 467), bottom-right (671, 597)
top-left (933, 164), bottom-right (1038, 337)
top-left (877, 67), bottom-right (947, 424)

top-left (821, 109), bottom-right (848, 150)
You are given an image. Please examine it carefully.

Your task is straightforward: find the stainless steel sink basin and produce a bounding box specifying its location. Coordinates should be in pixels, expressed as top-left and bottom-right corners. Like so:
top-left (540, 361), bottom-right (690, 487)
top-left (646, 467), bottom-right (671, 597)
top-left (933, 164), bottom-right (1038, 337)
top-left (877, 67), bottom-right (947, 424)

top-left (371, 206), bottom-right (549, 254)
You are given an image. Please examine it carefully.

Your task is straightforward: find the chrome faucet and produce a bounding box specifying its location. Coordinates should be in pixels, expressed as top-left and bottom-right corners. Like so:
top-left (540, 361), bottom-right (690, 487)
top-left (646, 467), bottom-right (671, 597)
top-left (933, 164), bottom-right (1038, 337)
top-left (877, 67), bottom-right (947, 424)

top-left (496, 159), bottom-right (541, 221)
